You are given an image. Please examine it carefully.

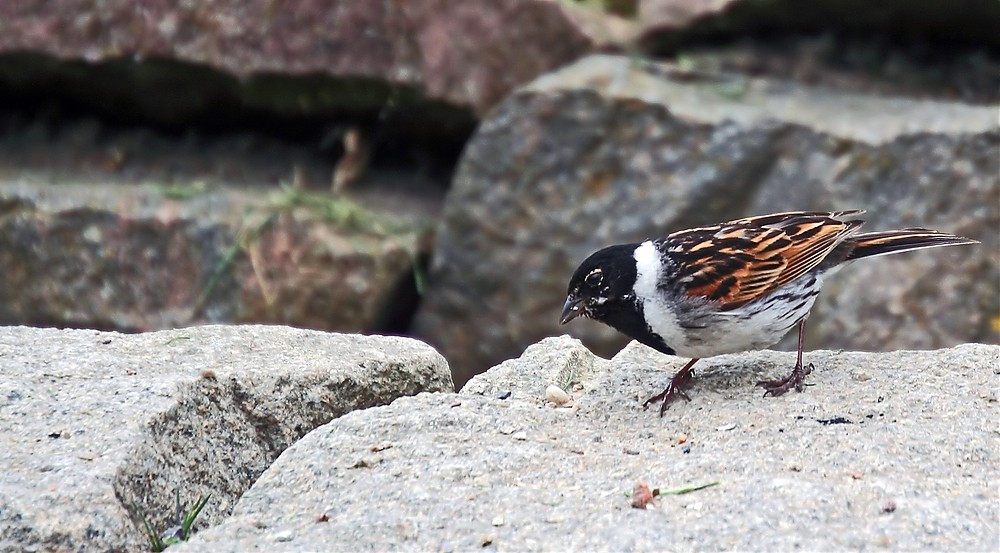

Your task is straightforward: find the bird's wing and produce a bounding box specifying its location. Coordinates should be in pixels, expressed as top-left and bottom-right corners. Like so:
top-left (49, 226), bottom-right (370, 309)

top-left (662, 210), bottom-right (865, 309)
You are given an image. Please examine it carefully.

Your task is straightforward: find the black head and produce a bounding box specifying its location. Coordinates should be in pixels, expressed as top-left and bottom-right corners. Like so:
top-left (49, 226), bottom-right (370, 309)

top-left (560, 244), bottom-right (639, 325)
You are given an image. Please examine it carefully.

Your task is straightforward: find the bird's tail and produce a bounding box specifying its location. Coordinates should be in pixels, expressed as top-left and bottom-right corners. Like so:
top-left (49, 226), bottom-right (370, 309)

top-left (845, 229), bottom-right (978, 261)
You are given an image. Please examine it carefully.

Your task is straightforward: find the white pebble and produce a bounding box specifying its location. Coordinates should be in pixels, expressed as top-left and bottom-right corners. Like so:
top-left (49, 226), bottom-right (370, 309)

top-left (545, 385), bottom-right (570, 405)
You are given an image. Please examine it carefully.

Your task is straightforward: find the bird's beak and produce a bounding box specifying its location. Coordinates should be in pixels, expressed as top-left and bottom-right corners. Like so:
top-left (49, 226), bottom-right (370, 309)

top-left (559, 296), bottom-right (586, 325)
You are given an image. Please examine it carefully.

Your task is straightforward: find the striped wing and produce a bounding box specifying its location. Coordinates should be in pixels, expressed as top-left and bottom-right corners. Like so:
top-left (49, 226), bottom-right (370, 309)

top-left (662, 210), bottom-right (865, 308)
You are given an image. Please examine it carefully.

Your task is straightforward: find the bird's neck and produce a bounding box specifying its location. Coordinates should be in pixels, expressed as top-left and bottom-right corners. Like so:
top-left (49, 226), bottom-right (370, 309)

top-left (600, 299), bottom-right (676, 356)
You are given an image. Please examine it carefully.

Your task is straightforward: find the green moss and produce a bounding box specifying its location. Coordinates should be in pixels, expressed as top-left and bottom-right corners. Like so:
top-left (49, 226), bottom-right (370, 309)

top-left (268, 183), bottom-right (419, 236)
top-left (157, 180), bottom-right (213, 200)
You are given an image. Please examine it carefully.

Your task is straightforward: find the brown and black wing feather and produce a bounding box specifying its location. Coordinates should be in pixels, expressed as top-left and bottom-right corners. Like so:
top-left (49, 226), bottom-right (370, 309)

top-left (662, 210), bottom-right (866, 309)
top-left (661, 211), bottom-right (977, 310)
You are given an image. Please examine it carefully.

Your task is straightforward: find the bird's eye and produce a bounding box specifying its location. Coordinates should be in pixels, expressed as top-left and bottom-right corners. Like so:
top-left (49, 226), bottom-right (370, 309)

top-left (585, 270), bottom-right (602, 287)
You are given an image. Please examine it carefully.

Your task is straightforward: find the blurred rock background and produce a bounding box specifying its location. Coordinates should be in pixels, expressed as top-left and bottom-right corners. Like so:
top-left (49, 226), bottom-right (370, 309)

top-left (0, 0), bottom-right (996, 388)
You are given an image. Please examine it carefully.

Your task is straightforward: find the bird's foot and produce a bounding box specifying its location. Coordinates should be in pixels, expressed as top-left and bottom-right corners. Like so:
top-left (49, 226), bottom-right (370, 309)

top-left (758, 362), bottom-right (814, 397)
top-left (643, 369), bottom-right (695, 417)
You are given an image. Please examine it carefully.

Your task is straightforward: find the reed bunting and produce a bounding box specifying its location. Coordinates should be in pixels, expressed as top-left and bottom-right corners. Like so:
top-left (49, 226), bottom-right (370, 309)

top-left (560, 210), bottom-right (977, 415)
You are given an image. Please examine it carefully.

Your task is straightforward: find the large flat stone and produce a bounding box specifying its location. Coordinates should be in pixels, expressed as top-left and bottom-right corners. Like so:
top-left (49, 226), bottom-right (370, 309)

top-left (176, 338), bottom-right (999, 551)
top-left (0, 0), bottom-right (626, 116)
top-left (0, 325), bottom-right (451, 552)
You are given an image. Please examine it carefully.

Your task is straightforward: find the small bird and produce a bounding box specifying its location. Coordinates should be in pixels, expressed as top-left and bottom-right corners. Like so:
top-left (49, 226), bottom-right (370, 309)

top-left (331, 126), bottom-right (369, 194)
top-left (560, 210), bottom-right (977, 415)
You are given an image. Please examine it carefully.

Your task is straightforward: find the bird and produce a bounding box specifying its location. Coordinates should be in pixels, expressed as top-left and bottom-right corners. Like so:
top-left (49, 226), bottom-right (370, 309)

top-left (559, 210), bottom-right (977, 416)
top-left (331, 126), bottom-right (369, 194)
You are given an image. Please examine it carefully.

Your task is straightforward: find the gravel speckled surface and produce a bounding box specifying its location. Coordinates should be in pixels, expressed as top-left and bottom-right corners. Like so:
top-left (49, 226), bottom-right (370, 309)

top-left (0, 325), bottom-right (451, 552)
top-left (178, 336), bottom-right (999, 552)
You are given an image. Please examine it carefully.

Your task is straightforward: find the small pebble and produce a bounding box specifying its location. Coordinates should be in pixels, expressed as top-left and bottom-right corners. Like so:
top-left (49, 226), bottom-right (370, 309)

top-left (677, 433), bottom-right (688, 445)
top-left (492, 516), bottom-right (504, 527)
top-left (274, 530), bottom-right (294, 542)
top-left (512, 431), bottom-right (527, 441)
top-left (882, 499), bottom-right (898, 513)
top-left (544, 385), bottom-right (570, 405)
top-left (716, 422), bottom-right (737, 431)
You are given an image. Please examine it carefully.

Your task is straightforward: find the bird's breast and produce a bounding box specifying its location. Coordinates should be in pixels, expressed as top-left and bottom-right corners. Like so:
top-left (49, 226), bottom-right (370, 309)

top-left (682, 275), bottom-right (825, 357)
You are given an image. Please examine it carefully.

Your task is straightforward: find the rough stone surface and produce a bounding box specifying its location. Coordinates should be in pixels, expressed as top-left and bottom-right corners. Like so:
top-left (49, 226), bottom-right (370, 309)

top-left (461, 335), bottom-right (612, 403)
top-left (0, 325), bottom-right (451, 552)
top-left (639, 0), bottom-right (738, 29)
top-left (0, 179), bottom-right (429, 333)
top-left (175, 338), bottom-right (999, 552)
top-left (0, 0), bottom-right (622, 115)
top-left (412, 54), bottom-right (998, 387)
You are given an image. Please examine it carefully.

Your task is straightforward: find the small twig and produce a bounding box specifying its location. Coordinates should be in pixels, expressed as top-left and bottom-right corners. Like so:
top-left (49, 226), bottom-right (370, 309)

top-left (655, 481), bottom-right (720, 496)
top-left (629, 480), bottom-right (719, 509)
top-left (191, 211), bottom-right (278, 318)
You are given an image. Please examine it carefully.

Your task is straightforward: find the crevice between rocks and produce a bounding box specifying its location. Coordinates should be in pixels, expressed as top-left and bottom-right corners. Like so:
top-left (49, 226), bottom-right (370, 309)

top-left (644, 0), bottom-right (1000, 54)
top-left (642, 31), bottom-right (999, 105)
top-left (0, 52), bottom-right (477, 164)
top-left (110, 356), bottom-right (447, 541)
top-left (0, 53), bottom-right (474, 193)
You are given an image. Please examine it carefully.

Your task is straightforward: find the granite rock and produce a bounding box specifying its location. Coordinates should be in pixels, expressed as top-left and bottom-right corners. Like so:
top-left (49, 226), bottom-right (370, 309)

top-left (0, 0), bottom-right (625, 116)
top-left (0, 325), bottom-right (451, 552)
top-left (175, 337), bottom-right (1000, 552)
top-left (0, 180), bottom-right (427, 333)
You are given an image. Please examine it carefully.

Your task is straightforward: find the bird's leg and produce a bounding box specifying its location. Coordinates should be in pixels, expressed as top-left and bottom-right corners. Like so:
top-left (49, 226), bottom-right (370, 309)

top-left (643, 358), bottom-right (699, 416)
top-left (758, 319), bottom-right (813, 397)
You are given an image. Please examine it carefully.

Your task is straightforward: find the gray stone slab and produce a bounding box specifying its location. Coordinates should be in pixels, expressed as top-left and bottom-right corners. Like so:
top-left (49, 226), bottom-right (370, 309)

top-left (177, 337), bottom-right (999, 552)
top-left (0, 325), bottom-right (451, 552)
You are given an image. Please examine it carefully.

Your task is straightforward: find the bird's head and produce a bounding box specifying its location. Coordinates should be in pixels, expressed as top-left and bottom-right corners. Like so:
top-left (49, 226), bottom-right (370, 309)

top-left (560, 244), bottom-right (638, 325)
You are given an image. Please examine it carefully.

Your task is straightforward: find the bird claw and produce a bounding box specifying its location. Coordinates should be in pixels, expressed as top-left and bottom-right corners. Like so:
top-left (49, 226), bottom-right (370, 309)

top-left (643, 369), bottom-right (695, 416)
top-left (758, 363), bottom-right (814, 397)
